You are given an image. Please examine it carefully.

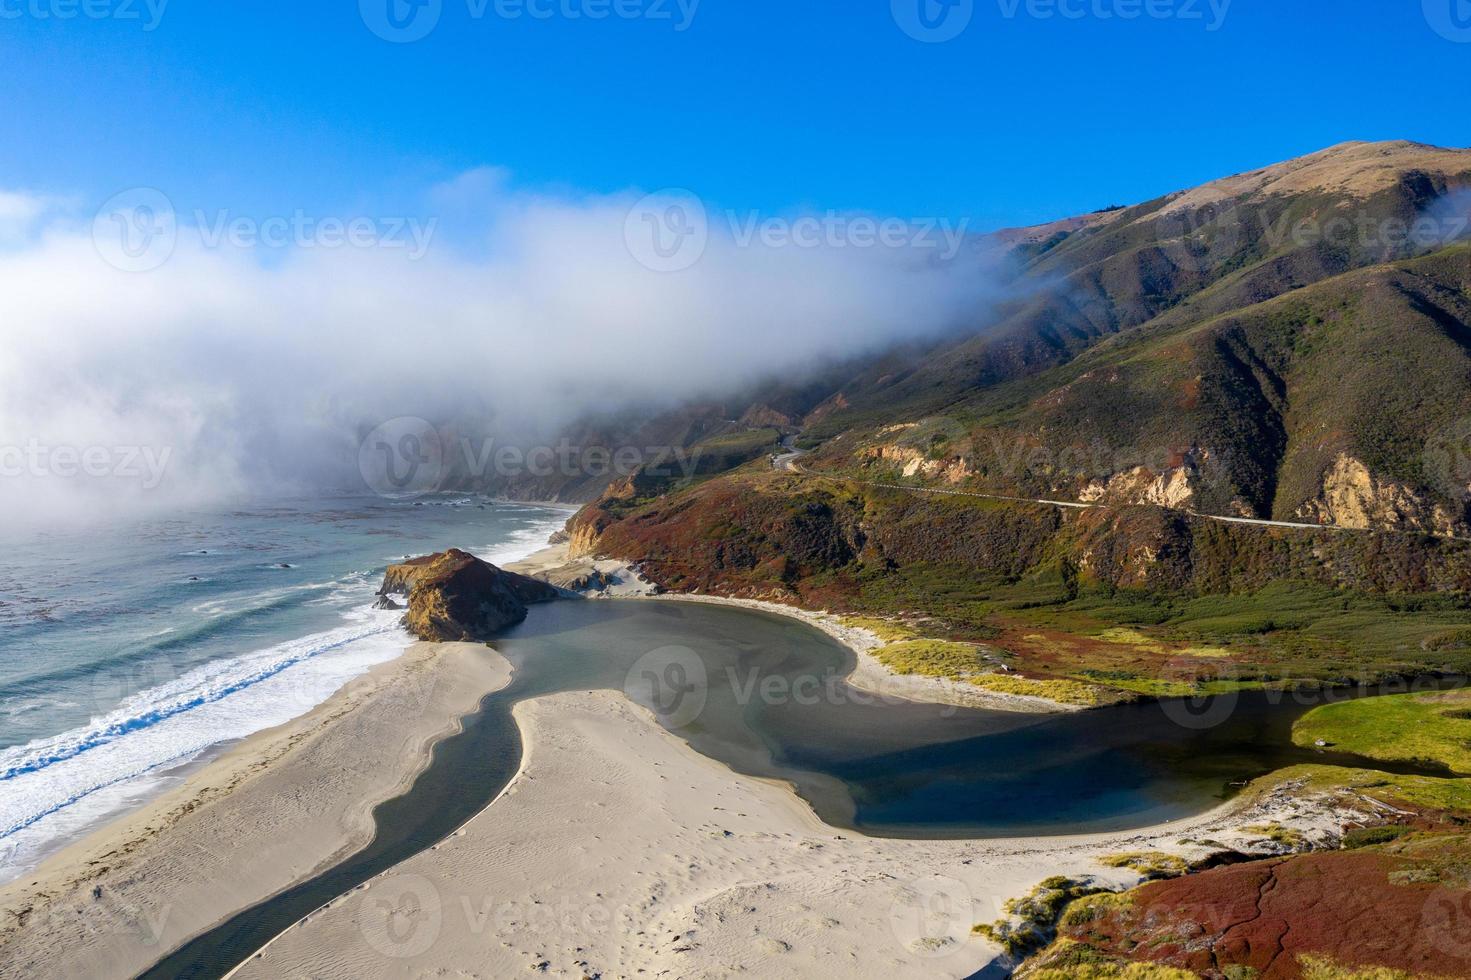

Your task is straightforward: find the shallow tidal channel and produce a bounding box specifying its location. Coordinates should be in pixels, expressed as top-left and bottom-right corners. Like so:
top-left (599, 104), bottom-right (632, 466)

top-left (141, 598), bottom-right (1443, 978)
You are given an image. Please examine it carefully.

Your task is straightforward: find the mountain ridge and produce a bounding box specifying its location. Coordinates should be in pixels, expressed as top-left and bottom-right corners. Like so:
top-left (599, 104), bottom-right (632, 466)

top-left (550, 139), bottom-right (1471, 702)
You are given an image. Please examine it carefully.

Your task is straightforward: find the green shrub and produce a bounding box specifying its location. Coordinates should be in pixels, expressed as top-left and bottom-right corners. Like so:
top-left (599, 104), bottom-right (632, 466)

top-left (1342, 825), bottom-right (1413, 849)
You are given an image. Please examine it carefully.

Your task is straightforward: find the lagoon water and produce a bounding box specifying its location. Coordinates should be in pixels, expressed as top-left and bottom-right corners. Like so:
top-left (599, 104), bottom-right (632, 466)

top-left (500, 601), bottom-right (1433, 837)
top-left (145, 598), bottom-right (1440, 979)
top-left (0, 496), bottom-right (571, 880)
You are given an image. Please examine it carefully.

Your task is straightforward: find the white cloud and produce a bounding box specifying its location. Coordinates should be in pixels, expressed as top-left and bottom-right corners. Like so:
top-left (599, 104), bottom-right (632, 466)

top-left (0, 190), bottom-right (65, 246)
top-left (0, 175), bottom-right (998, 525)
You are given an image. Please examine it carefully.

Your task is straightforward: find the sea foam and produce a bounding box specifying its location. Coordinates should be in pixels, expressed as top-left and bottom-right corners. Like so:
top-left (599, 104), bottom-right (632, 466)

top-left (0, 607), bottom-right (406, 876)
top-left (0, 506), bottom-right (568, 881)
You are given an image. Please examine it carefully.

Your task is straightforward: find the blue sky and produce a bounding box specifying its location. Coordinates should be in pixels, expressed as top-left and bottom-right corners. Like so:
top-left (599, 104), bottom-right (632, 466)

top-left (3, 0), bottom-right (1470, 230)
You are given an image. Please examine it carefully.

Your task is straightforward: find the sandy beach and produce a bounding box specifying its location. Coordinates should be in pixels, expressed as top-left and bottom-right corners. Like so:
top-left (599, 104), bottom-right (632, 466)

top-left (0, 547), bottom-right (1363, 980)
top-left (0, 640), bottom-right (512, 979)
top-left (228, 688), bottom-right (1349, 980)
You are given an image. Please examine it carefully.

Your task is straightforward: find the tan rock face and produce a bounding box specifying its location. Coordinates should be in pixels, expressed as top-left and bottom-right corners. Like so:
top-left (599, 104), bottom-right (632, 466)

top-left (1296, 453), bottom-right (1463, 536)
top-left (859, 444), bottom-right (976, 484)
top-left (1079, 465), bottom-right (1196, 510)
top-left (379, 549), bottom-right (560, 641)
top-left (564, 474), bottom-right (640, 558)
top-left (567, 522), bottom-right (603, 558)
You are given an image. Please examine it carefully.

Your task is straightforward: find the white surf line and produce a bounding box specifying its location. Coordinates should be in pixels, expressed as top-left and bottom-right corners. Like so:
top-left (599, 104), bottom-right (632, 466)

top-left (779, 452), bottom-right (1471, 544)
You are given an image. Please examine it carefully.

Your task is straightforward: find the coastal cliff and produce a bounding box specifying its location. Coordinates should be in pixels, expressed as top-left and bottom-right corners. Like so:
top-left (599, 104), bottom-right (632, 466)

top-left (380, 549), bottom-right (560, 641)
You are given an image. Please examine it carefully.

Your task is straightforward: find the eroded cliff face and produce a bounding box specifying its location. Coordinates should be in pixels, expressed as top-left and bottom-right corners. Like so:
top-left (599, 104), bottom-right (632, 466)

top-left (564, 474), bottom-right (641, 558)
top-left (567, 468), bottom-right (1471, 602)
top-left (1296, 454), bottom-right (1466, 536)
top-left (1079, 465), bottom-right (1196, 510)
top-left (859, 442), bottom-right (977, 483)
top-left (380, 549), bottom-right (560, 641)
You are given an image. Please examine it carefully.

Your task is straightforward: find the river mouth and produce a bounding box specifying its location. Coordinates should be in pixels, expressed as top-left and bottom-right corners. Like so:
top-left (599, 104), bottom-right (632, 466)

top-left (496, 599), bottom-right (1451, 837)
top-left (139, 597), bottom-right (1450, 979)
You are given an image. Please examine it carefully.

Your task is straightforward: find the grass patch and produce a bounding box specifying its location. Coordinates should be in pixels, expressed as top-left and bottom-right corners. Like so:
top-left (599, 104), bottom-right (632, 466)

top-left (1299, 955), bottom-right (1459, 980)
top-left (1027, 959), bottom-right (1198, 980)
top-left (692, 427), bottom-right (782, 454)
top-left (839, 615), bottom-right (920, 643)
top-left (1095, 627), bottom-right (1169, 652)
top-left (1098, 852), bottom-right (1190, 879)
top-left (969, 672), bottom-right (1116, 706)
top-left (1294, 688), bottom-right (1471, 774)
top-left (973, 876), bottom-right (1111, 957)
top-left (874, 640), bottom-right (992, 678)
top-left (1260, 764), bottom-right (1471, 819)
top-left (1343, 825), bottom-right (1415, 849)
top-left (1243, 822), bottom-right (1306, 849)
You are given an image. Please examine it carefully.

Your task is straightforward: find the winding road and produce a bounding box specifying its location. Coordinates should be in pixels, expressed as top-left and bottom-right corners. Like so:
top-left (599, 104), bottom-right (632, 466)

top-left (771, 436), bottom-right (1469, 544)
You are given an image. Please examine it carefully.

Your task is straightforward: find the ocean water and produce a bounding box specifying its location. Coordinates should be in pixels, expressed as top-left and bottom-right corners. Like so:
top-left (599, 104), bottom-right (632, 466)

top-left (0, 495), bottom-right (570, 881)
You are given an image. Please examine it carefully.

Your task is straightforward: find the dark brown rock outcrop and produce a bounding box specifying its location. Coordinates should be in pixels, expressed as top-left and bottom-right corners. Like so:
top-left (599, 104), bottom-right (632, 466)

top-left (379, 549), bottom-right (559, 641)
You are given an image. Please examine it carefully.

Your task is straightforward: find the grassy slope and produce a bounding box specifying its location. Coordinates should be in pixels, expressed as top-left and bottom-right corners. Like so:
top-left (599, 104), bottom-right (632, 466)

top-left (1294, 688), bottom-right (1471, 775)
top-left (1022, 688), bottom-right (1471, 979)
top-left (572, 145), bottom-right (1471, 698)
top-left (813, 244), bottom-right (1471, 525)
top-left (580, 466), bottom-right (1471, 696)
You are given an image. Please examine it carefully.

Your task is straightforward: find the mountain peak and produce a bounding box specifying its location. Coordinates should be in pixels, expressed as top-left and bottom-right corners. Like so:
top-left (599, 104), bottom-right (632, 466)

top-left (1162, 139), bottom-right (1471, 214)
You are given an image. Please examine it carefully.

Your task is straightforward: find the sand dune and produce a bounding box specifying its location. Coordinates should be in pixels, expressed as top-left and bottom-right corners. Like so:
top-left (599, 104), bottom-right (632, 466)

top-left (1, 591), bottom-right (1361, 980)
top-left (0, 641), bottom-right (510, 980)
top-left (231, 689), bottom-right (1322, 980)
